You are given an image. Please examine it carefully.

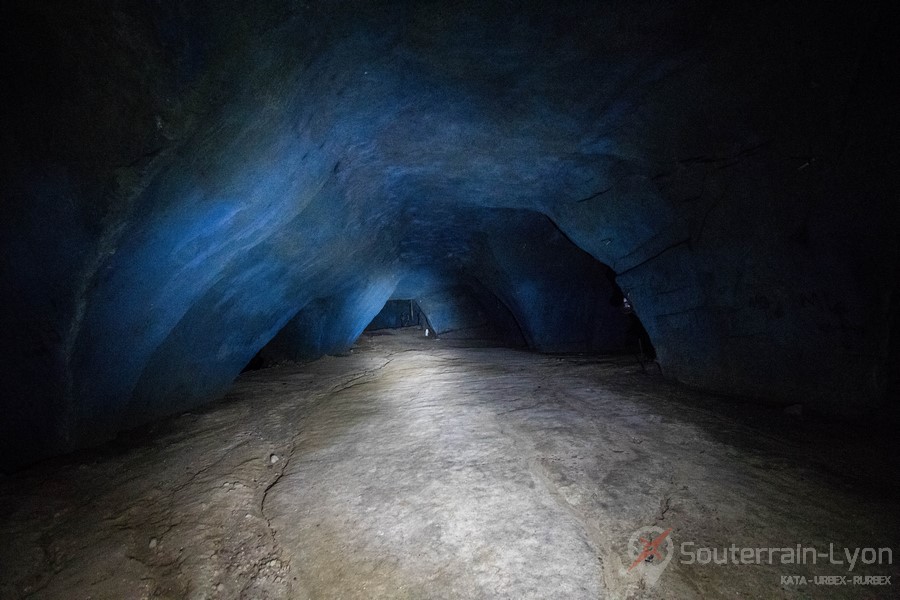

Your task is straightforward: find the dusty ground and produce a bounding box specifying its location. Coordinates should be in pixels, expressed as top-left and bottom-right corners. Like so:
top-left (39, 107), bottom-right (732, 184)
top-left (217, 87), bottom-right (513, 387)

top-left (1, 328), bottom-right (897, 599)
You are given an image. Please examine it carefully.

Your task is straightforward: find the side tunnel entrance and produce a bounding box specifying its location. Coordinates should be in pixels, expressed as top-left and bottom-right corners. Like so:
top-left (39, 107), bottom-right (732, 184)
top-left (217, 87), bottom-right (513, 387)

top-left (366, 286), bottom-right (528, 348)
top-left (607, 272), bottom-right (657, 361)
top-left (366, 300), bottom-right (429, 331)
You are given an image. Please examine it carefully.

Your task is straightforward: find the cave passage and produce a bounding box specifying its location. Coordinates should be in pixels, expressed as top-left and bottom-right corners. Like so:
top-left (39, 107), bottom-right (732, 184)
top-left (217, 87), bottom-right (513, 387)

top-left (2, 0), bottom-right (896, 464)
top-left (1, 0), bottom-right (898, 598)
top-left (367, 300), bottom-right (428, 331)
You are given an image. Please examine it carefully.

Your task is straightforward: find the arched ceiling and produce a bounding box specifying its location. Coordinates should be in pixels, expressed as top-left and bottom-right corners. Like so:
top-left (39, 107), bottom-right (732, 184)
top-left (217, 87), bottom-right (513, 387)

top-left (0, 0), bottom-right (896, 466)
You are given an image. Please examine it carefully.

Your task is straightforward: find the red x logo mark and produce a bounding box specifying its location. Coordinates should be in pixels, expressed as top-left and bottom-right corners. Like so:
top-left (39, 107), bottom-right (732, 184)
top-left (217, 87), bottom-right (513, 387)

top-left (628, 528), bottom-right (673, 571)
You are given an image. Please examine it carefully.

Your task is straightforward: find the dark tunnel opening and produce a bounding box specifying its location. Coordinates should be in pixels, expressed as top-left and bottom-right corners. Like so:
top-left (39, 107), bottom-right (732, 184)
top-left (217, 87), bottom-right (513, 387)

top-left (608, 274), bottom-right (657, 362)
top-left (366, 299), bottom-right (427, 331)
top-left (366, 291), bottom-right (529, 347)
top-left (243, 266), bottom-right (653, 372)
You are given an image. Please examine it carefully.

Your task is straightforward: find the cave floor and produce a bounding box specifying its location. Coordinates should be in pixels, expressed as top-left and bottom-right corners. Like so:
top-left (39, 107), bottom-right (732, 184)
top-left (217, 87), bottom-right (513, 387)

top-left (1, 328), bottom-right (898, 599)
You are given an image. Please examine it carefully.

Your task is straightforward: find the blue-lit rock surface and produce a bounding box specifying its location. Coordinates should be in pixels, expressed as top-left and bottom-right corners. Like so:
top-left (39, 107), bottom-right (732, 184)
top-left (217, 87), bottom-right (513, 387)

top-left (1, 1), bottom-right (896, 465)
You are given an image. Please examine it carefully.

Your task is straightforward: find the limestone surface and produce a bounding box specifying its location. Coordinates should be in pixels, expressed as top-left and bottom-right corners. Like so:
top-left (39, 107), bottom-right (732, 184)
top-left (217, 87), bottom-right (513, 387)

top-left (2, 330), bottom-right (896, 598)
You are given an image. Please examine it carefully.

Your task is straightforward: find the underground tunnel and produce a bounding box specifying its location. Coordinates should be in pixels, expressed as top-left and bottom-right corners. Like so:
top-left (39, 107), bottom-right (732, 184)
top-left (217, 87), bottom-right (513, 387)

top-left (0, 1), bottom-right (898, 598)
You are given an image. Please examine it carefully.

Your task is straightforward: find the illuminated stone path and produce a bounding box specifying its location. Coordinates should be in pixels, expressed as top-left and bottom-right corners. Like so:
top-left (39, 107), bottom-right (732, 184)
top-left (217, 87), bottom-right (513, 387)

top-left (1, 329), bottom-right (897, 599)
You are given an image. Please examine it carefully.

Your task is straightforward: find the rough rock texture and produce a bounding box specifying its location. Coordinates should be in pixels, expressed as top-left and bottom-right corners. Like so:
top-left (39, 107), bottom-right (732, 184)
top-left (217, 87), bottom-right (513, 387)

top-left (1, 331), bottom-right (897, 599)
top-left (1, 1), bottom-right (897, 465)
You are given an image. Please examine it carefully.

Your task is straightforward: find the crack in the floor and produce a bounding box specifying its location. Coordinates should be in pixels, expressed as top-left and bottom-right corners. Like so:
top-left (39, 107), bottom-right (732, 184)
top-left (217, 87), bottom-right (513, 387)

top-left (495, 401), bottom-right (546, 415)
top-left (256, 355), bottom-right (401, 592)
top-left (494, 415), bottom-right (641, 599)
top-left (326, 356), bottom-right (397, 395)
